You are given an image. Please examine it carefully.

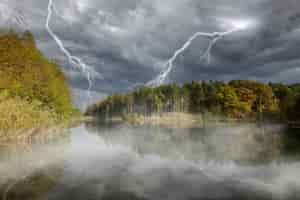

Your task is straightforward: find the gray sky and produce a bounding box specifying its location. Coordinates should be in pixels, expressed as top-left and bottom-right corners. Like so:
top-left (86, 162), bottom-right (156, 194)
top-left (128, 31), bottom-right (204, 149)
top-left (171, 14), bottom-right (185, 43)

top-left (1, 0), bottom-right (300, 107)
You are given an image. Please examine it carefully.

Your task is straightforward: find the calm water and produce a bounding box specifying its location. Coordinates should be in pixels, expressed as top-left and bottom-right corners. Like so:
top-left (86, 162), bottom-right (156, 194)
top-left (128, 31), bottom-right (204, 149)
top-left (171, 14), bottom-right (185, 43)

top-left (1, 123), bottom-right (300, 200)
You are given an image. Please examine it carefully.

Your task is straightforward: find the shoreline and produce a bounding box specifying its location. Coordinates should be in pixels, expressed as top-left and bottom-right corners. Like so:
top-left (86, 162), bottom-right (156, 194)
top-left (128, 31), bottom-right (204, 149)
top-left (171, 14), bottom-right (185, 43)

top-left (92, 112), bottom-right (290, 129)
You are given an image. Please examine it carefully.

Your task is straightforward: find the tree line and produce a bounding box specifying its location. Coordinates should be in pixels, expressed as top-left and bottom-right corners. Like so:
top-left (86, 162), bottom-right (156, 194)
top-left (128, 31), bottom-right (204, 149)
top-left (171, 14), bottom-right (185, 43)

top-left (0, 30), bottom-right (76, 133)
top-left (0, 30), bottom-right (76, 118)
top-left (86, 80), bottom-right (300, 122)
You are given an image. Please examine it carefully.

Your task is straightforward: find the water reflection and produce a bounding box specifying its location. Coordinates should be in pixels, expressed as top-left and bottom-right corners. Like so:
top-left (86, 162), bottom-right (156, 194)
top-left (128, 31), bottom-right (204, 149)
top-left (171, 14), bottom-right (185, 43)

top-left (49, 124), bottom-right (300, 200)
top-left (0, 123), bottom-right (300, 200)
top-left (85, 122), bottom-right (289, 163)
top-left (0, 130), bottom-right (70, 200)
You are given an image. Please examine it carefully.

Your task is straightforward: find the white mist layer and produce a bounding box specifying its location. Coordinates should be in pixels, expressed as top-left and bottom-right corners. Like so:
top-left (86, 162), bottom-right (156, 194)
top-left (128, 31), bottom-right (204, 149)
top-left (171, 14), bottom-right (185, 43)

top-left (49, 125), bottom-right (299, 200)
top-left (1, 125), bottom-right (299, 200)
top-left (0, 140), bottom-right (67, 186)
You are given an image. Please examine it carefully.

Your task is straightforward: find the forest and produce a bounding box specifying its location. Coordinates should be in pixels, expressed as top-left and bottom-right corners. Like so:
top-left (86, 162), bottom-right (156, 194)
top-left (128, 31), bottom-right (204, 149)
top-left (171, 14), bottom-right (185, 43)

top-left (0, 30), bottom-right (76, 135)
top-left (86, 80), bottom-right (300, 122)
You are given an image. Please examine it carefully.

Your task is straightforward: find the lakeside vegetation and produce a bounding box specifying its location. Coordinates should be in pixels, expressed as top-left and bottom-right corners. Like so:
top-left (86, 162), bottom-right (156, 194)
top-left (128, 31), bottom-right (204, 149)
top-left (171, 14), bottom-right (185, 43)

top-left (0, 30), bottom-right (77, 140)
top-left (86, 80), bottom-right (300, 124)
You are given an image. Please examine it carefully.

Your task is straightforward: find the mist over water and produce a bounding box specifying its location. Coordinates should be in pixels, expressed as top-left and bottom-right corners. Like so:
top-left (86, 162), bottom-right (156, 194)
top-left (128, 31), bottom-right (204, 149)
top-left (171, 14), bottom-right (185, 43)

top-left (1, 124), bottom-right (300, 200)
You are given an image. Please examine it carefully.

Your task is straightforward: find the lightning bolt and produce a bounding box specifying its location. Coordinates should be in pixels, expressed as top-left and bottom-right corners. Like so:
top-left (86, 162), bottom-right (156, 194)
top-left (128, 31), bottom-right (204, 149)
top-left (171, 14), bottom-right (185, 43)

top-left (146, 28), bottom-right (242, 87)
top-left (46, 0), bottom-right (103, 96)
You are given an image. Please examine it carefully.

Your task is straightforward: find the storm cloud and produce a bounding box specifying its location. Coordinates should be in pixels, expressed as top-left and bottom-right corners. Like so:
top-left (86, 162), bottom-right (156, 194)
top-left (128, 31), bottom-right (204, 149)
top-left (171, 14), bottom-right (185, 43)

top-left (1, 0), bottom-right (300, 105)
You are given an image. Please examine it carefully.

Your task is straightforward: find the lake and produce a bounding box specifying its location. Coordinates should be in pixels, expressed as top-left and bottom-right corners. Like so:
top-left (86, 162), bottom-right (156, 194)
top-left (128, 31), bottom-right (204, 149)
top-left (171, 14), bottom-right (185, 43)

top-left (1, 122), bottom-right (300, 200)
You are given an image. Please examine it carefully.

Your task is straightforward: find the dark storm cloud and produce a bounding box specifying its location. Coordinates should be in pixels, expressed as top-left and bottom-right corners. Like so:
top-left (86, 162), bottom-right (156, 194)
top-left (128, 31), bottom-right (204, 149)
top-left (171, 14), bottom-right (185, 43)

top-left (1, 0), bottom-right (300, 97)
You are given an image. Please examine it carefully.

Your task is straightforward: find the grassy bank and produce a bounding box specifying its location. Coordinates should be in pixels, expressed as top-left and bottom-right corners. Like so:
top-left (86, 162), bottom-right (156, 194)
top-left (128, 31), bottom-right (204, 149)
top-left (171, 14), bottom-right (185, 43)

top-left (123, 112), bottom-right (203, 128)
